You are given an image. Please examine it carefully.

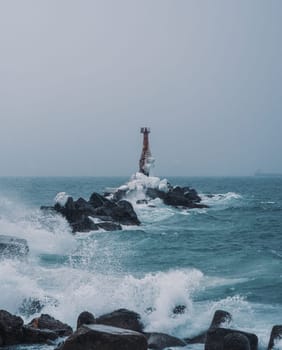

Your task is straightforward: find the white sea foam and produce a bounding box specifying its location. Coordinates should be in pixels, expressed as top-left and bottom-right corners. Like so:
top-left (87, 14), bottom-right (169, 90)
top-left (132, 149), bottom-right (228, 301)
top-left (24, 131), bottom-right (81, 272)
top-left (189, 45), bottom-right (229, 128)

top-left (54, 192), bottom-right (70, 207)
top-left (113, 172), bottom-right (170, 203)
top-left (201, 192), bottom-right (242, 209)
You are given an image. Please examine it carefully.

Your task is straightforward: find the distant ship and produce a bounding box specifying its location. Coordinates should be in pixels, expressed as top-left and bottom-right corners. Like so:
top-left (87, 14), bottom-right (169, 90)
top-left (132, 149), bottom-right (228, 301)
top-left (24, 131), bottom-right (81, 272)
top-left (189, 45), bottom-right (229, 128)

top-left (254, 169), bottom-right (282, 177)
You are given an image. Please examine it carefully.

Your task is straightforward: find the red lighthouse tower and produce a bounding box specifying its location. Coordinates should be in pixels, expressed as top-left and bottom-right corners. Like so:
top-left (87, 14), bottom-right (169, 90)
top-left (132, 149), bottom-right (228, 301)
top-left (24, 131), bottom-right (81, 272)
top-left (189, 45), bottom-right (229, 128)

top-left (139, 127), bottom-right (154, 176)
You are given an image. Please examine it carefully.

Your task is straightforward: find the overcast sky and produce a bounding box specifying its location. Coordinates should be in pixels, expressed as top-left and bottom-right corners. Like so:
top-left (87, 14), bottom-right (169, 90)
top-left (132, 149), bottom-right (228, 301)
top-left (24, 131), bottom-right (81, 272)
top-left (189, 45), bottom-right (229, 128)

top-left (0, 0), bottom-right (281, 176)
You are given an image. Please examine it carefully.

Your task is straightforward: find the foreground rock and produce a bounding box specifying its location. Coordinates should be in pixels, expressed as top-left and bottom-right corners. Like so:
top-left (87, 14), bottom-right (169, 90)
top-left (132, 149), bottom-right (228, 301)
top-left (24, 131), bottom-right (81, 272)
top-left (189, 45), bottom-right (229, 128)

top-left (0, 310), bottom-right (24, 346)
top-left (145, 332), bottom-right (186, 350)
top-left (27, 314), bottom-right (73, 337)
top-left (0, 235), bottom-right (29, 258)
top-left (268, 325), bottom-right (282, 350)
top-left (205, 328), bottom-right (258, 350)
top-left (96, 309), bottom-right (144, 332)
top-left (58, 324), bottom-right (147, 350)
top-left (185, 309), bottom-right (232, 344)
top-left (77, 311), bottom-right (96, 329)
top-left (22, 326), bottom-right (58, 344)
top-left (41, 192), bottom-right (140, 233)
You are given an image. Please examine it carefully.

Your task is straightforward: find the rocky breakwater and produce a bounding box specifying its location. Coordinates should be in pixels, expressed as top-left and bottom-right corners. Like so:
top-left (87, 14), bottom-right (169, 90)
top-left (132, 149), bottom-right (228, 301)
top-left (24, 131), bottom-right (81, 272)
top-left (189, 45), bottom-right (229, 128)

top-left (41, 173), bottom-right (207, 233)
top-left (0, 308), bottom-right (281, 349)
top-left (41, 191), bottom-right (140, 233)
top-left (111, 172), bottom-right (208, 210)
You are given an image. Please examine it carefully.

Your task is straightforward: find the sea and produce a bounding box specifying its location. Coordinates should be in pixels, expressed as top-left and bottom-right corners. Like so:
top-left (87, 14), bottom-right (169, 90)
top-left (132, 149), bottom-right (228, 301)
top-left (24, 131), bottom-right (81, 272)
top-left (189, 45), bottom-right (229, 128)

top-left (0, 175), bottom-right (282, 350)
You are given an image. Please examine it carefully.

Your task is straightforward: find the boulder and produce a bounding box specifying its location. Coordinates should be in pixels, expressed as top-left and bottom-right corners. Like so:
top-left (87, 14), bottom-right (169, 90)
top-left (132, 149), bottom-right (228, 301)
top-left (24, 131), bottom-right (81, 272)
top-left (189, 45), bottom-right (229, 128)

top-left (77, 311), bottom-right (96, 330)
top-left (223, 332), bottom-right (251, 350)
top-left (145, 332), bottom-right (186, 350)
top-left (146, 185), bottom-right (207, 209)
top-left (185, 309), bottom-right (232, 345)
top-left (0, 235), bottom-right (29, 258)
top-left (71, 216), bottom-right (99, 233)
top-left (28, 314), bottom-right (72, 337)
top-left (210, 310), bottom-right (232, 329)
top-left (114, 201), bottom-right (140, 225)
top-left (22, 326), bottom-right (58, 344)
top-left (51, 193), bottom-right (140, 233)
top-left (0, 310), bottom-right (24, 345)
top-left (268, 325), bottom-right (282, 350)
top-left (89, 193), bottom-right (114, 209)
top-left (205, 328), bottom-right (258, 350)
top-left (58, 324), bottom-right (147, 350)
top-left (96, 309), bottom-right (143, 332)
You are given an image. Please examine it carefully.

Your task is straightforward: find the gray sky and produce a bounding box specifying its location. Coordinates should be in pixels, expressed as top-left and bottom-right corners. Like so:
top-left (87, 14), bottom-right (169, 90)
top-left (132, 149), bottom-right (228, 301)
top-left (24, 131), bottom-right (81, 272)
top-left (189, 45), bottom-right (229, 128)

top-left (0, 0), bottom-right (281, 176)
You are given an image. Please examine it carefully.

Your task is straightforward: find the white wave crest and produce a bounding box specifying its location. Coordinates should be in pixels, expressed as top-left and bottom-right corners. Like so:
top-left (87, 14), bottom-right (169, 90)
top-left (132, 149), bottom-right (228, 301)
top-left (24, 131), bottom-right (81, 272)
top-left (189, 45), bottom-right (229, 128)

top-left (201, 192), bottom-right (242, 207)
top-left (0, 196), bottom-right (76, 256)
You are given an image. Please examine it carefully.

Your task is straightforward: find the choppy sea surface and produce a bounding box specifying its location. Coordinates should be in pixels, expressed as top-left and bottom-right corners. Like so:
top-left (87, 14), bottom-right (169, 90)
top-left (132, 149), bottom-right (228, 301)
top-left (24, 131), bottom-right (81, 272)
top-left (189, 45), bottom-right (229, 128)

top-left (0, 176), bottom-right (282, 349)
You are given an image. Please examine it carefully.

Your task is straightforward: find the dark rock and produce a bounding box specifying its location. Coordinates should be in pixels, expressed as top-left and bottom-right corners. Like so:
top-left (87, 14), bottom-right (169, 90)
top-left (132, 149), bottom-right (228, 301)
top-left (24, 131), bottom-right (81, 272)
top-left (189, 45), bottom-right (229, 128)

top-left (77, 311), bottom-right (96, 330)
top-left (173, 305), bottom-right (186, 315)
top-left (22, 326), bottom-right (58, 344)
top-left (112, 189), bottom-right (127, 202)
top-left (185, 310), bottom-right (232, 345)
top-left (0, 310), bottom-right (24, 345)
top-left (146, 185), bottom-right (207, 209)
top-left (184, 188), bottom-right (202, 202)
top-left (59, 324), bottom-right (147, 350)
top-left (210, 310), bottom-right (232, 329)
top-left (223, 332), bottom-right (251, 350)
top-left (96, 308), bottom-right (143, 332)
top-left (0, 235), bottom-right (29, 258)
top-left (71, 216), bottom-right (98, 233)
top-left (146, 188), bottom-right (166, 200)
top-left (75, 198), bottom-right (94, 212)
top-left (28, 314), bottom-right (72, 337)
top-left (205, 328), bottom-right (258, 350)
top-left (268, 325), bottom-right (282, 350)
top-left (114, 200), bottom-right (140, 225)
top-left (89, 192), bottom-right (113, 208)
top-left (52, 194), bottom-right (140, 233)
top-left (145, 332), bottom-right (186, 350)
top-left (97, 200), bottom-right (140, 226)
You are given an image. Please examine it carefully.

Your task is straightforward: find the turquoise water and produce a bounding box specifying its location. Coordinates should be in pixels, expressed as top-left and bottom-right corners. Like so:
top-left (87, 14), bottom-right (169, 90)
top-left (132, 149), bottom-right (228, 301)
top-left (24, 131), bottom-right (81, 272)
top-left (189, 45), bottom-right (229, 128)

top-left (0, 176), bottom-right (281, 349)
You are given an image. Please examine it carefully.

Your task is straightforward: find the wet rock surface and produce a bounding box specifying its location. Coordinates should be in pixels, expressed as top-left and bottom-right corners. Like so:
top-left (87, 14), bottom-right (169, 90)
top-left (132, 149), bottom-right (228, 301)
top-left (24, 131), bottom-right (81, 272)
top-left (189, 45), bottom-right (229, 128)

top-left (0, 308), bottom-right (278, 349)
top-left (0, 310), bottom-right (24, 345)
top-left (57, 324), bottom-right (147, 350)
top-left (268, 325), bottom-right (282, 350)
top-left (205, 328), bottom-right (258, 350)
top-left (41, 192), bottom-right (140, 233)
top-left (145, 332), bottom-right (186, 349)
top-left (96, 308), bottom-right (144, 333)
top-left (77, 311), bottom-right (96, 330)
top-left (145, 185), bottom-right (207, 209)
top-left (27, 314), bottom-right (73, 337)
top-left (185, 309), bottom-right (232, 344)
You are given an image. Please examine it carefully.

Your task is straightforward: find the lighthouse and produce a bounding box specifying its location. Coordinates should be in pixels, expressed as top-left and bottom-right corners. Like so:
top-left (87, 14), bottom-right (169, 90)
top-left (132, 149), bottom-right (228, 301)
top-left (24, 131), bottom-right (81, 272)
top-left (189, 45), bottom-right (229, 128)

top-left (139, 127), bottom-right (155, 176)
